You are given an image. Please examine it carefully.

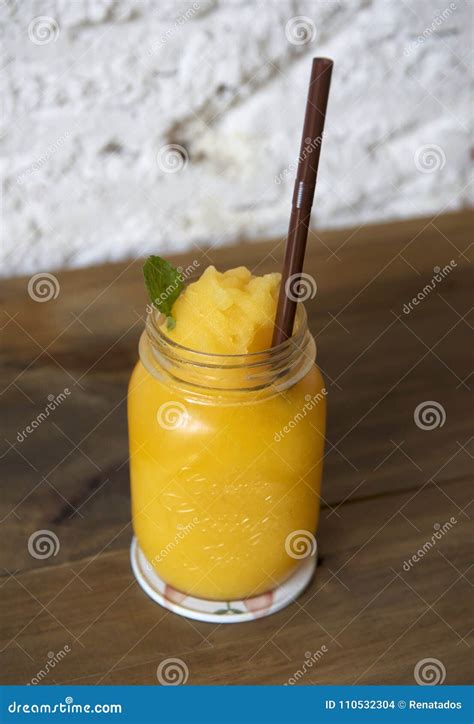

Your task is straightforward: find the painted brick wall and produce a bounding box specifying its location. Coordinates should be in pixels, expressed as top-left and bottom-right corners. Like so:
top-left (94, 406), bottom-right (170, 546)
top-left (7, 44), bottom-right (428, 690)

top-left (1, 0), bottom-right (471, 275)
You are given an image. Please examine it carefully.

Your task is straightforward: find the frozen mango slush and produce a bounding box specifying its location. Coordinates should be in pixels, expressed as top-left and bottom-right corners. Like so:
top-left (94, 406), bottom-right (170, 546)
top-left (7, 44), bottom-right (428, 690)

top-left (128, 264), bottom-right (326, 601)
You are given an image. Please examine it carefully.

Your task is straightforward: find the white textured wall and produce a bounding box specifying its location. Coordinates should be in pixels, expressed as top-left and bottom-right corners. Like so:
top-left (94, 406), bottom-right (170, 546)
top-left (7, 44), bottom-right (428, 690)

top-left (1, 0), bottom-right (471, 276)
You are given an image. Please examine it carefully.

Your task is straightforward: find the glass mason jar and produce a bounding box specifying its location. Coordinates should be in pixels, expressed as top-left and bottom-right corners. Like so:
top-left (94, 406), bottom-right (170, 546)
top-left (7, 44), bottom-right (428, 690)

top-left (128, 305), bottom-right (326, 612)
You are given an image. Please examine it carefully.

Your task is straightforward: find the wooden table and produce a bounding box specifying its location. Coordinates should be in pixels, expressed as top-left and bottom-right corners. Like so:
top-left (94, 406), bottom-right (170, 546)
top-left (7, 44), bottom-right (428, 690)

top-left (1, 211), bottom-right (472, 685)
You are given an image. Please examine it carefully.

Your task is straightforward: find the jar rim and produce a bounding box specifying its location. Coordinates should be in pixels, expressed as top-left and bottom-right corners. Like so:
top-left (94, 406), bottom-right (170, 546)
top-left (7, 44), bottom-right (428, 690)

top-left (141, 304), bottom-right (316, 397)
top-left (145, 303), bottom-right (310, 367)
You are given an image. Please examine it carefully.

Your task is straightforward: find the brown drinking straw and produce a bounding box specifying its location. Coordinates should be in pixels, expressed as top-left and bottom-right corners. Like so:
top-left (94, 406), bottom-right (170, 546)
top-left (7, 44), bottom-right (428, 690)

top-left (272, 57), bottom-right (333, 346)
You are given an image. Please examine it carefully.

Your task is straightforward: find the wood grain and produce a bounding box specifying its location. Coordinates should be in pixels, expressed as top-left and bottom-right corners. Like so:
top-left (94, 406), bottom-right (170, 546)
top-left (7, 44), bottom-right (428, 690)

top-left (1, 210), bottom-right (472, 684)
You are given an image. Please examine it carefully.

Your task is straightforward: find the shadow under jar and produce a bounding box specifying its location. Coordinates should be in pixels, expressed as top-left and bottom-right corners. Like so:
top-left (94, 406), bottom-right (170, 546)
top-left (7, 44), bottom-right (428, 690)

top-left (128, 305), bottom-right (326, 615)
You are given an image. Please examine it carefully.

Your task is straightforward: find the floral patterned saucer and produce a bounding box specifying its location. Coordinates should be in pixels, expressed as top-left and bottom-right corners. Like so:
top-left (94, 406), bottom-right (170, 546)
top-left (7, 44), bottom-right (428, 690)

top-left (130, 537), bottom-right (317, 624)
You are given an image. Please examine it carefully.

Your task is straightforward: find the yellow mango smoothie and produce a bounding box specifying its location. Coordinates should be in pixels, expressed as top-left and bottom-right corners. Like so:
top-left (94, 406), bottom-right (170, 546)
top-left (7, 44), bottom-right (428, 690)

top-left (128, 262), bottom-right (326, 610)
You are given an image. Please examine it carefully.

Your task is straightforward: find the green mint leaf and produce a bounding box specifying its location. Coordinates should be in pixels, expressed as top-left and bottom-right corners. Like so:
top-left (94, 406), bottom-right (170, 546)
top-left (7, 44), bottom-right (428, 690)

top-left (143, 255), bottom-right (184, 320)
top-left (166, 316), bottom-right (176, 330)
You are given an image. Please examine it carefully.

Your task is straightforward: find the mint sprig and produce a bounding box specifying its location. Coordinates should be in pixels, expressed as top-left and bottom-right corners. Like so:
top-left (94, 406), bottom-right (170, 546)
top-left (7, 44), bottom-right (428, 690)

top-left (143, 255), bottom-right (184, 328)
